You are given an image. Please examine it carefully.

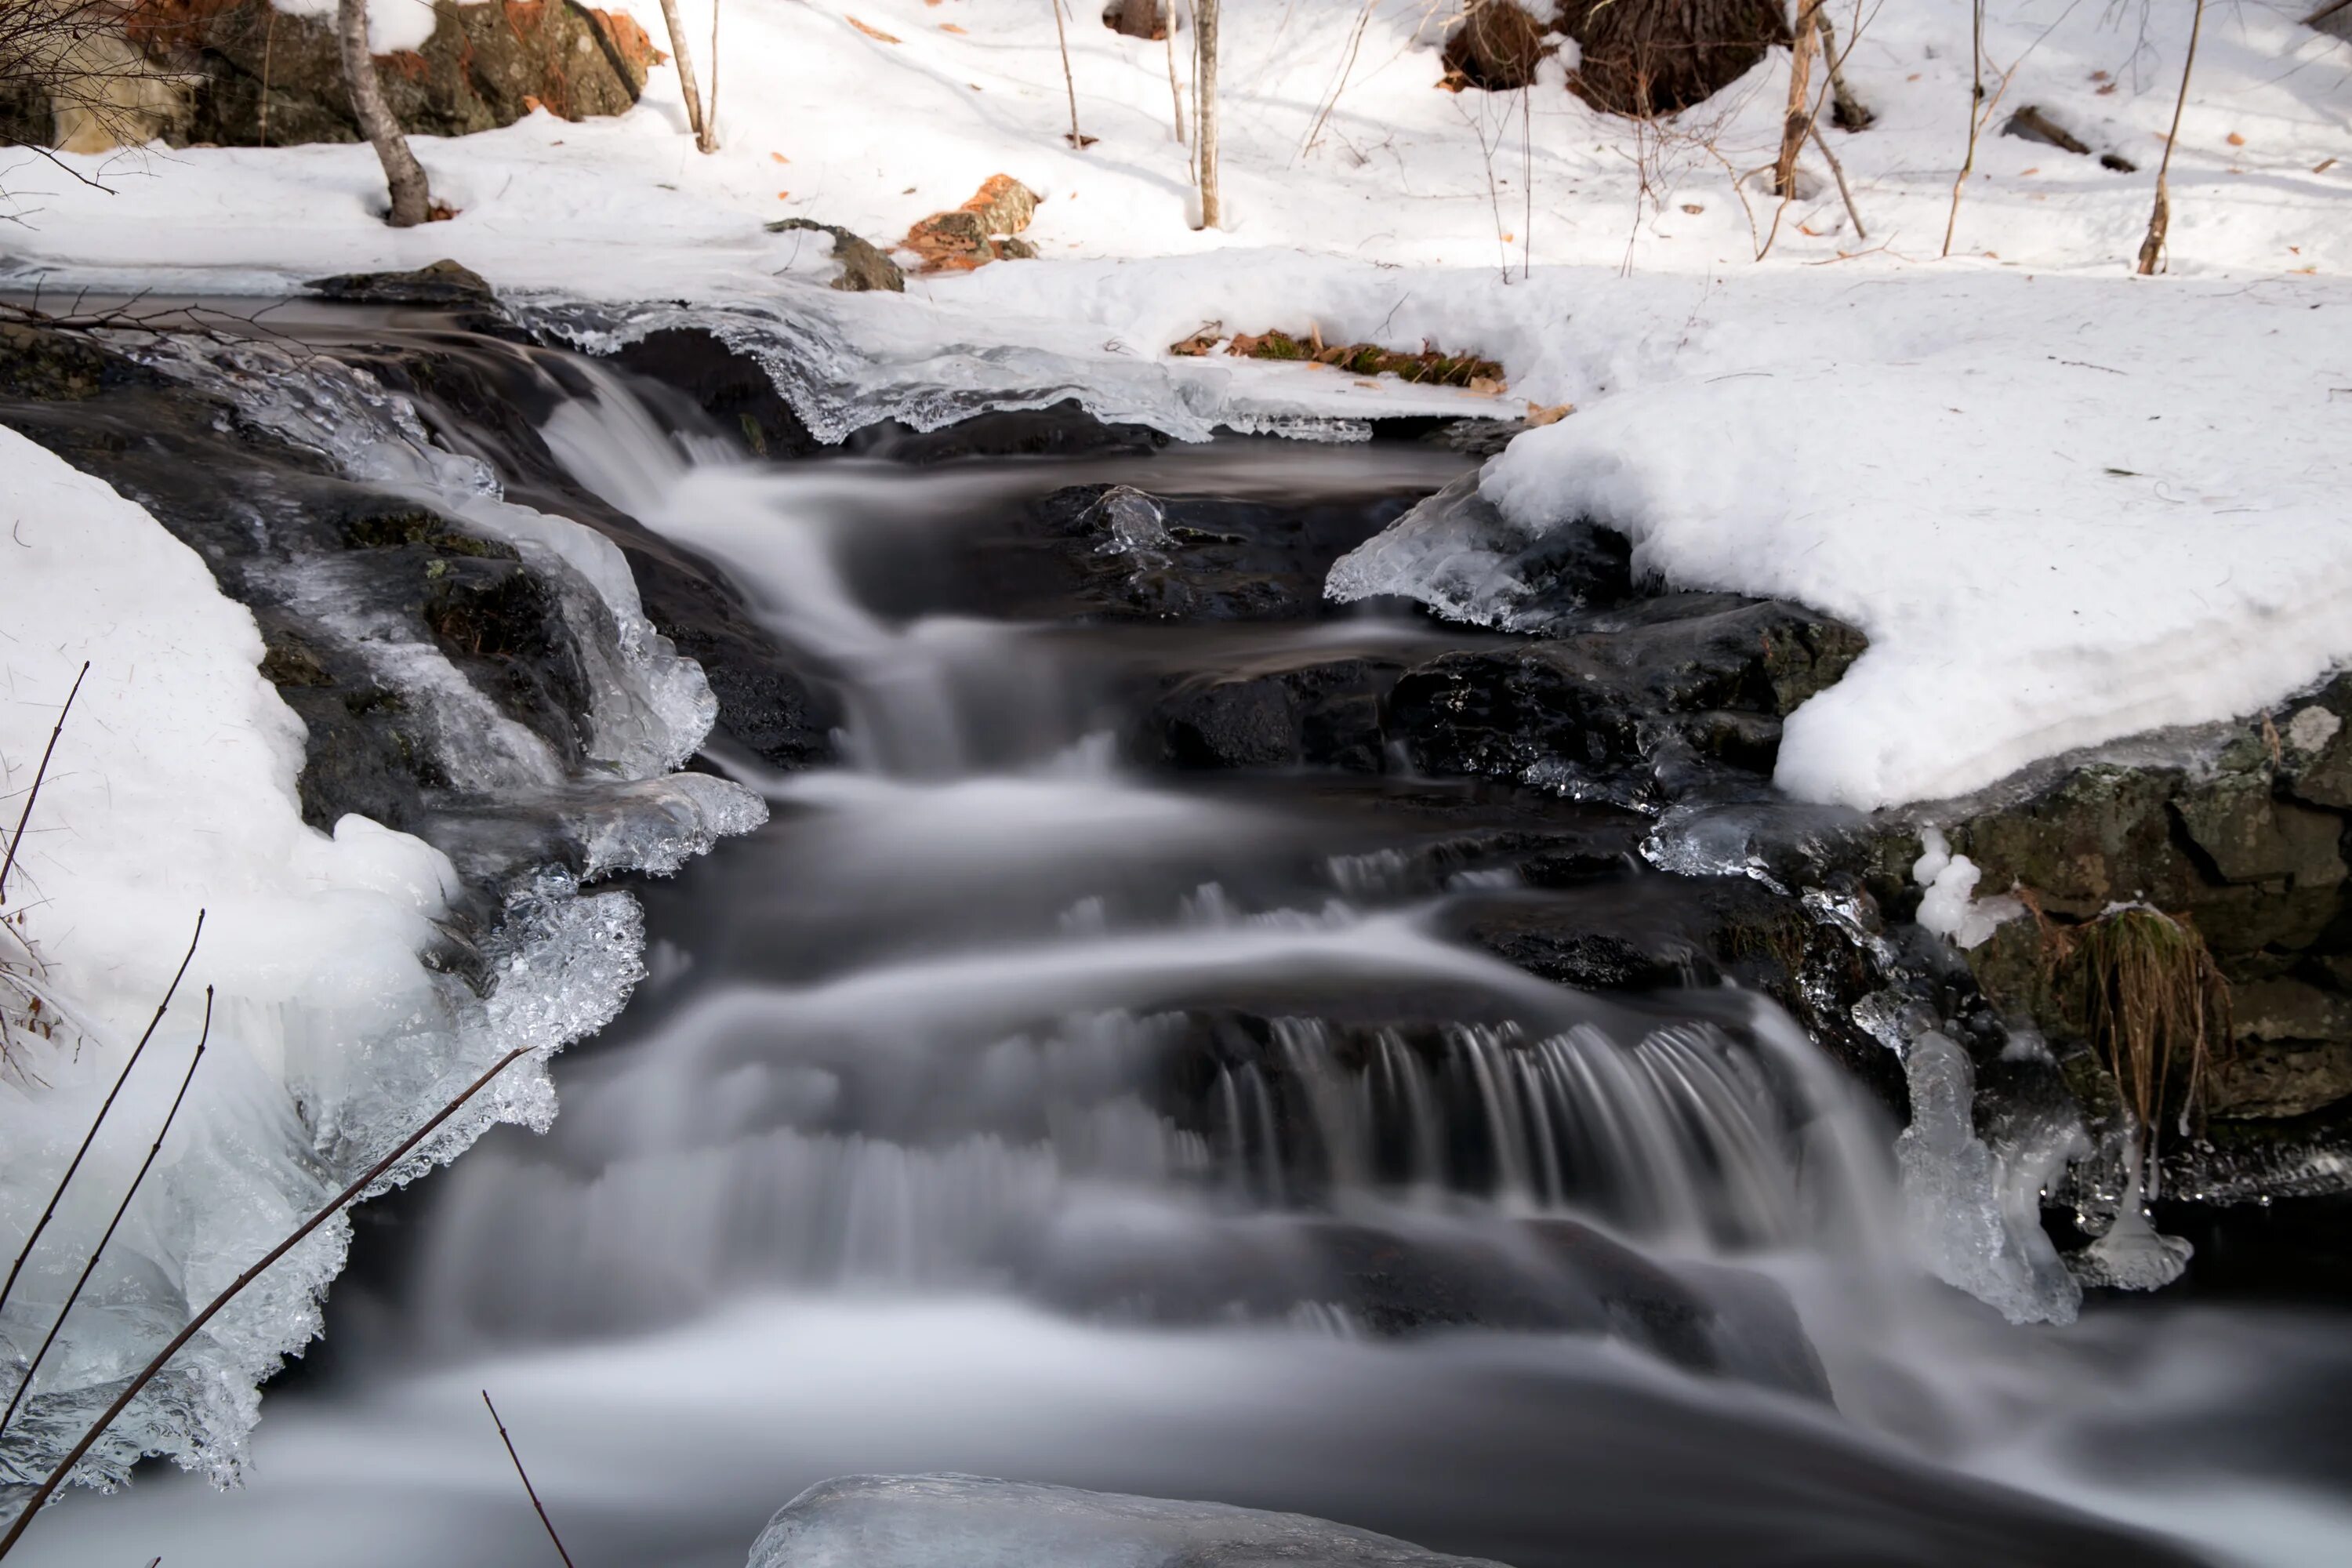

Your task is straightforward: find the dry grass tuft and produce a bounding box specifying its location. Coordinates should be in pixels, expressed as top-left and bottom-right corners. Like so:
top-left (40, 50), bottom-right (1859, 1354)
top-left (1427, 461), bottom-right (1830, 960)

top-left (2040, 902), bottom-right (2231, 1145)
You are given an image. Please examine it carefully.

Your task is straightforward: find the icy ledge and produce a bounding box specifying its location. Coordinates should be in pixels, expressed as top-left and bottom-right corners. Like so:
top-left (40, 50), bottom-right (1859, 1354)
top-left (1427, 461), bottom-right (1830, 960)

top-left (0, 366), bottom-right (760, 1497)
top-left (749, 1475), bottom-right (1512, 1568)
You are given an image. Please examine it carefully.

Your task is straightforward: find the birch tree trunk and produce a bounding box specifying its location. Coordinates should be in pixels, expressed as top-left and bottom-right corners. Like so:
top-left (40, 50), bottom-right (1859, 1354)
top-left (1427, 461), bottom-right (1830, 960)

top-left (336, 0), bottom-right (432, 227)
top-left (1194, 0), bottom-right (1220, 227)
top-left (658, 0), bottom-right (709, 146)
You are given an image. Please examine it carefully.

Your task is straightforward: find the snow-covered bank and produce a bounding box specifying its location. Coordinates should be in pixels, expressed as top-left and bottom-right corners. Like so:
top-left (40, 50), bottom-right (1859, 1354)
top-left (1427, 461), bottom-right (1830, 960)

top-left (0, 379), bottom-right (757, 1488)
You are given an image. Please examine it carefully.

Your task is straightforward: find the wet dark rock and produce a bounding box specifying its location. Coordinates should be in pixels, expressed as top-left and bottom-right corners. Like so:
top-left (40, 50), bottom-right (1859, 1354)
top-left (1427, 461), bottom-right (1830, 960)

top-left (1140, 658), bottom-right (1403, 774)
top-left (605, 327), bottom-right (821, 459)
top-left (0, 321), bottom-right (118, 401)
top-left (358, 334), bottom-right (840, 766)
top-left (423, 555), bottom-right (592, 762)
top-left (766, 219), bottom-right (906, 293)
top-left (1387, 595), bottom-right (1867, 805)
top-left (849, 401), bottom-right (1170, 463)
top-left (307, 259), bottom-right (495, 308)
top-left (1033, 481), bottom-right (1427, 622)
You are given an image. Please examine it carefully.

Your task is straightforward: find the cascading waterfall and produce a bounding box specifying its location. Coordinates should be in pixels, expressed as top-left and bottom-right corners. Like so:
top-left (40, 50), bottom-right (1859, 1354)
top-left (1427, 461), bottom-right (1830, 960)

top-left (16, 324), bottom-right (2351, 1568)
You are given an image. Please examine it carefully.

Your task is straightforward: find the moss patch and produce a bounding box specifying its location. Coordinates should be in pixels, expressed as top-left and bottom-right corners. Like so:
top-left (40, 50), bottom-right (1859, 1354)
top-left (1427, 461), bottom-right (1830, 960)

top-left (1171, 328), bottom-right (1504, 391)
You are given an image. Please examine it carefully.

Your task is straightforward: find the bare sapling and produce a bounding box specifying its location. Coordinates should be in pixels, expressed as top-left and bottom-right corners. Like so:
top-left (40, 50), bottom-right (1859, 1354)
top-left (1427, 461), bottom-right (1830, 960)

top-left (484, 1391), bottom-right (579, 1566)
top-left (0, 662), bottom-right (86, 908)
top-left (702, 0), bottom-right (720, 152)
top-left (1941, 0), bottom-right (1985, 257)
top-left (0, 1044), bottom-right (539, 1559)
top-left (0, 989), bottom-right (211, 1442)
top-left (2137, 0), bottom-right (2207, 275)
top-left (1773, 0), bottom-right (1825, 197)
top-left (0, 911), bottom-right (205, 1327)
top-left (656, 0), bottom-right (709, 146)
top-left (336, 0), bottom-right (434, 225)
top-left (1164, 0), bottom-right (1187, 151)
top-left (1051, 0), bottom-right (1094, 147)
top-left (1194, 0), bottom-right (1220, 226)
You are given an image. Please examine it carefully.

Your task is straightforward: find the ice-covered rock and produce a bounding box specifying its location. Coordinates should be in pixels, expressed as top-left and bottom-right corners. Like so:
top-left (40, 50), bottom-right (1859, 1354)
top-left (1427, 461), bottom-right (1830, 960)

top-left (746, 1475), bottom-right (1512, 1568)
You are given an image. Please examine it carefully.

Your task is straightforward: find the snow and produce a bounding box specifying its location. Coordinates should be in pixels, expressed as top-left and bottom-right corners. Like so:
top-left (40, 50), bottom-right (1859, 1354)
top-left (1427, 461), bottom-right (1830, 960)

top-left (9, 0), bottom-right (2324, 810)
top-left (0, 393), bottom-right (755, 1488)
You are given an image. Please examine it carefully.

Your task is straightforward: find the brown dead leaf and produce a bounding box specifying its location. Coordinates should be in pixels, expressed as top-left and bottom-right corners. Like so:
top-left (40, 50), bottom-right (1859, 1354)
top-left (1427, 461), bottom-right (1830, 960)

top-left (1906, 72), bottom-right (1922, 82)
top-left (1467, 376), bottom-right (1503, 396)
top-left (1680, 203), bottom-right (1703, 215)
top-left (1352, 379), bottom-right (1381, 388)
top-left (1168, 323), bottom-right (1224, 357)
top-left (2317, 158), bottom-right (2339, 173)
top-left (771, 151), bottom-right (790, 163)
top-left (939, 21), bottom-right (966, 31)
top-left (2096, 82), bottom-right (2116, 96)
top-left (2227, 131), bottom-right (2246, 147)
top-left (1501, 231), bottom-right (1515, 243)
top-left (1524, 401), bottom-right (1573, 426)
top-left (2090, 69), bottom-right (2110, 82)
top-left (847, 16), bottom-right (901, 42)
top-left (1798, 223), bottom-right (1823, 237)
top-left (777, 190), bottom-right (790, 198)
top-left (2020, 168), bottom-right (2038, 176)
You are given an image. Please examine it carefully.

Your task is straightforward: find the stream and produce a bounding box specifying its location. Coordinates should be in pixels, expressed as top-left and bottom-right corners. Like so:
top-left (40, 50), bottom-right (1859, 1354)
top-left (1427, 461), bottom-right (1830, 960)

top-left (8, 306), bottom-right (2352, 1567)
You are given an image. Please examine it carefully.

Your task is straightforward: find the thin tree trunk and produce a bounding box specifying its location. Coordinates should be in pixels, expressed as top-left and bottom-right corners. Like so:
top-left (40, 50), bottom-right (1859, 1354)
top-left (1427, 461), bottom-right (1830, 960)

top-left (1942, 0), bottom-right (1985, 258)
top-left (1052, 0), bottom-right (1088, 147)
top-left (1815, 5), bottom-right (1871, 130)
top-left (700, 0), bottom-right (720, 152)
top-left (1194, 0), bottom-right (1220, 227)
top-left (657, 0), bottom-right (707, 145)
top-left (1164, 0), bottom-right (1186, 151)
top-left (1773, 0), bottom-right (1824, 198)
top-left (2138, 0), bottom-right (2206, 276)
top-left (337, 0), bottom-right (432, 227)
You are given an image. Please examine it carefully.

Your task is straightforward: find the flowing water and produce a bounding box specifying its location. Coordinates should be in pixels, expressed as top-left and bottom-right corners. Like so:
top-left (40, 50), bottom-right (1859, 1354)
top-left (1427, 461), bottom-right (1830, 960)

top-left (14, 323), bottom-right (2352, 1566)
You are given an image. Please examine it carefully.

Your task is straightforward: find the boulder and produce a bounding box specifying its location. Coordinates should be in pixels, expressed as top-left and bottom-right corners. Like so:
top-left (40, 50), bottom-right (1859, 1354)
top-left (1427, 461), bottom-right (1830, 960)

top-left (903, 173), bottom-right (1042, 271)
top-left (1441, 0), bottom-right (1552, 93)
top-left (1101, 0), bottom-right (1167, 40)
top-left (1555, 0), bottom-right (1788, 117)
top-left (2, 0), bottom-right (660, 151)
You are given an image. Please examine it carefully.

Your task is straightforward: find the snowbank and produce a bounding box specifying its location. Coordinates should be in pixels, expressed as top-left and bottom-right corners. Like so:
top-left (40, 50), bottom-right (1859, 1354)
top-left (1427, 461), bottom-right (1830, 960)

top-left (0, 420), bottom-right (699, 1490)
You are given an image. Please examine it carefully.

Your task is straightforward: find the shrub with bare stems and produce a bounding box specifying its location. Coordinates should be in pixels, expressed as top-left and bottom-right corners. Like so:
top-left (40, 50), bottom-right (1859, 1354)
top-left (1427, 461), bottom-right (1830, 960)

top-left (0, 0), bottom-right (193, 172)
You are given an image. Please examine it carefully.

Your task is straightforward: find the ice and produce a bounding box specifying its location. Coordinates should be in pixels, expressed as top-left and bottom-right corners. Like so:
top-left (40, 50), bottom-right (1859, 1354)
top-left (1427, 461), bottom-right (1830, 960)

top-left (746, 1474), bottom-right (1512, 1568)
top-left (1911, 830), bottom-right (2024, 952)
top-left (1893, 1032), bottom-right (2085, 1326)
top-left (2067, 1151), bottom-right (2194, 1294)
top-left (520, 295), bottom-right (1445, 450)
top-left (0, 362), bottom-right (753, 1492)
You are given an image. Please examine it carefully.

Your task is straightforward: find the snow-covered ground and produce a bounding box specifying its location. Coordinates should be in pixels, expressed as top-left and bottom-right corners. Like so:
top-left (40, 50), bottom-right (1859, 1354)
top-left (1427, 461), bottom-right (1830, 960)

top-left (10, 0), bottom-right (2330, 811)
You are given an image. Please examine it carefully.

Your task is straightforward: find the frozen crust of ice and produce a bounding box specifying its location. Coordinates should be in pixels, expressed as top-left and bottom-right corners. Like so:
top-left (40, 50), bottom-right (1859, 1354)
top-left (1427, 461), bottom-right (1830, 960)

top-left (747, 1475), bottom-right (1515, 1568)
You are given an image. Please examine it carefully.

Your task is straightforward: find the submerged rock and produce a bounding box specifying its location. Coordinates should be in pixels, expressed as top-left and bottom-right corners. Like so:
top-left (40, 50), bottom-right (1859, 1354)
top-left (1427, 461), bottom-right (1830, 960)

top-left (749, 1475), bottom-right (1512, 1568)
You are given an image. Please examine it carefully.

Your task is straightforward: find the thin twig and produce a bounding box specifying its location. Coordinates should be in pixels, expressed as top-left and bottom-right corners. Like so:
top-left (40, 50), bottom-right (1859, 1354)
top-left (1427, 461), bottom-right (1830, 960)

top-left (0, 1044), bottom-right (536, 1559)
top-left (0, 910), bottom-right (204, 1327)
top-left (1164, 0), bottom-right (1187, 152)
top-left (0, 990), bottom-right (211, 1441)
top-left (0, 662), bottom-right (89, 908)
top-left (1812, 119), bottom-right (1866, 238)
top-left (1942, 0), bottom-right (1985, 257)
top-left (483, 1391), bottom-right (578, 1567)
top-left (705, 0), bottom-right (721, 154)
